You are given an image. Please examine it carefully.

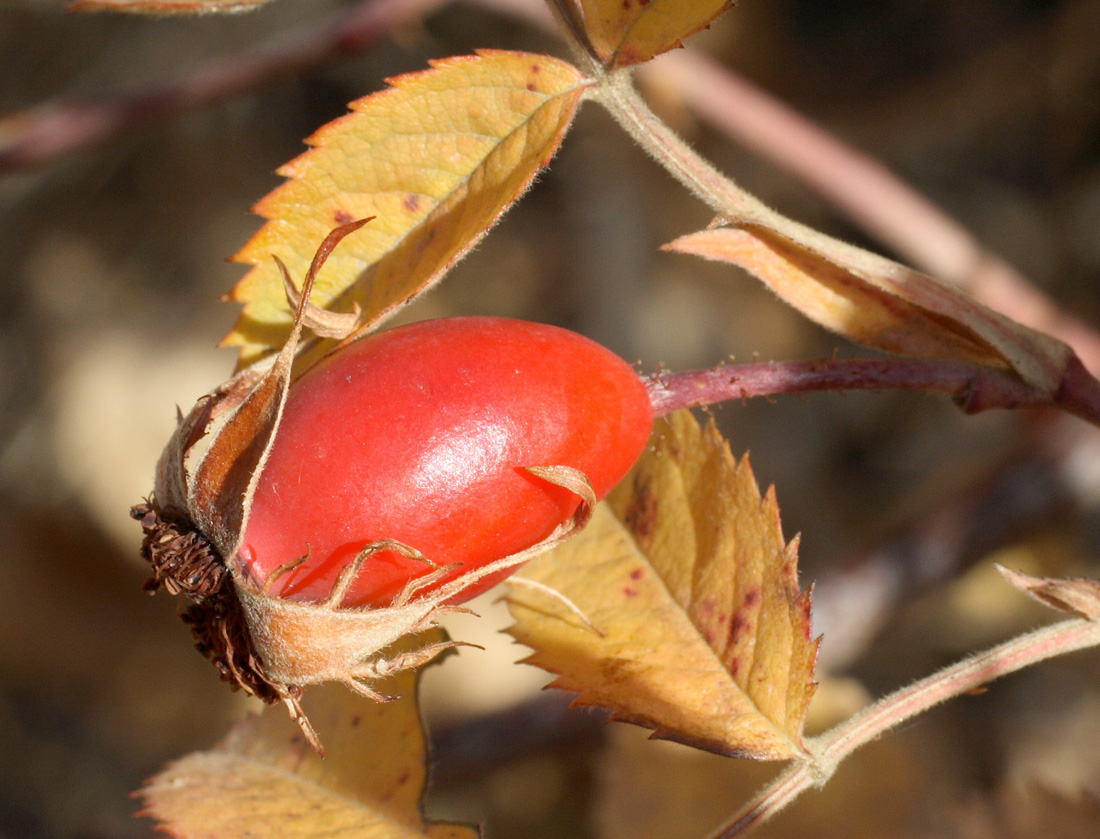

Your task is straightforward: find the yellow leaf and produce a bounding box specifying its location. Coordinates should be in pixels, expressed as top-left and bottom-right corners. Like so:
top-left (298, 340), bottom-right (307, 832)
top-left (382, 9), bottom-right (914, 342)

top-left (139, 634), bottom-right (476, 839)
top-left (580, 0), bottom-right (734, 68)
top-left (506, 411), bottom-right (818, 760)
top-left (224, 51), bottom-right (591, 368)
top-left (665, 224), bottom-right (1074, 395)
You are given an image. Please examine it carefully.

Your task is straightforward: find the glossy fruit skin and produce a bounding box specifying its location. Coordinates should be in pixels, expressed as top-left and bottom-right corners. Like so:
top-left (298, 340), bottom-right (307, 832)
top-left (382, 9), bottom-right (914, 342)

top-left (239, 316), bottom-right (653, 608)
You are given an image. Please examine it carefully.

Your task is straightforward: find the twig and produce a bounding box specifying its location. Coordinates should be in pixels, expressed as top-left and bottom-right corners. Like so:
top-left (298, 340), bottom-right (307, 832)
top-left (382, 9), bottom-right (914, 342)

top-left (707, 616), bottom-right (1100, 837)
top-left (0, 0), bottom-right (449, 174)
top-left (647, 356), bottom-right (1100, 424)
top-left (595, 69), bottom-right (773, 224)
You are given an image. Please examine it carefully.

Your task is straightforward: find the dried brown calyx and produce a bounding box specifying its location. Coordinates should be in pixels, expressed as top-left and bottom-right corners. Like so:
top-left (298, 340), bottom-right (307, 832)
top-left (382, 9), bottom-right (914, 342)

top-left (132, 501), bottom-right (226, 599)
top-left (131, 501), bottom-right (285, 706)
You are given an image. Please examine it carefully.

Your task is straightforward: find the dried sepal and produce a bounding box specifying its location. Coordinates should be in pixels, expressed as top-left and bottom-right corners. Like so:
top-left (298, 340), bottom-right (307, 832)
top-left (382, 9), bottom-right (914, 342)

top-left (188, 217), bottom-right (374, 560)
top-left (275, 255), bottom-right (362, 340)
top-left (232, 465), bottom-right (596, 693)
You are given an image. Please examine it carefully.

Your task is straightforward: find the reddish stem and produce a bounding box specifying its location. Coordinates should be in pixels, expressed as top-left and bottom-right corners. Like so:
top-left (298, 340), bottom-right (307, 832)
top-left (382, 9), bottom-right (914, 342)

top-left (647, 357), bottom-right (1050, 416)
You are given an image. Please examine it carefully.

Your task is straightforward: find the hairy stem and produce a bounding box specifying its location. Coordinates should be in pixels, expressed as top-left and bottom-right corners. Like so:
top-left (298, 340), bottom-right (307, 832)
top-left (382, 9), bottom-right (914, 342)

top-left (708, 616), bottom-right (1100, 838)
top-left (595, 70), bottom-right (770, 221)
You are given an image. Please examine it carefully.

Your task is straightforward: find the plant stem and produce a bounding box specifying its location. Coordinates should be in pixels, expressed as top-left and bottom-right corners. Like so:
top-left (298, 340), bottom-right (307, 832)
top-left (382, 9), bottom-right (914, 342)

top-left (706, 616), bottom-right (1100, 838)
top-left (595, 70), bottom-right (770, 222)
top-left (647, 357), bottom-right (1047, 417)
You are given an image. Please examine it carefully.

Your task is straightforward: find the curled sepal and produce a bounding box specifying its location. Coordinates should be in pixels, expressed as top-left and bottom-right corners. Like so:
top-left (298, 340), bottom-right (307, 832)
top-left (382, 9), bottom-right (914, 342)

top-left (275, 255), bottom-right (361, 340)
top-left (147, 204), bottom-right (370, 565)
top-left (136, 220), bottom-right (379, 746)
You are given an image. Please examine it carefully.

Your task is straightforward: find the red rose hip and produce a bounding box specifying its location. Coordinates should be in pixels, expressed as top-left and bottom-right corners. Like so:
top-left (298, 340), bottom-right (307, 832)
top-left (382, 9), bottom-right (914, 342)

top-left (239, 316), bottom-right (653, 608)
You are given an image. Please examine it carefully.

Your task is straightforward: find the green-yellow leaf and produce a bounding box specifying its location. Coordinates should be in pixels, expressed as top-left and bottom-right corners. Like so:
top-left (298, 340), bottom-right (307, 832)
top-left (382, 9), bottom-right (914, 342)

top-left (224, 51), bottom-right (591, 368)
top-left (139, 634), bottom-right (476, 839)
top-left (506, 411), bottom-right (818, 760)
top-left (580, 0), bottom-right (734, 68)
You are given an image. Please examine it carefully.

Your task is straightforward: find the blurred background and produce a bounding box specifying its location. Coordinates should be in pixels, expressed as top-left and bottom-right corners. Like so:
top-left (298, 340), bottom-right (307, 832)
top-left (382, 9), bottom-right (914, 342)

top-left (3, 0), bottom-right (1100, 836)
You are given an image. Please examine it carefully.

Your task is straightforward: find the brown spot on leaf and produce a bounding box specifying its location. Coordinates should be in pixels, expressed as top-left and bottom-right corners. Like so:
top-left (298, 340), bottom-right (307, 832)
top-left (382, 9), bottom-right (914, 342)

top-left (333, 209), bottom-right (354, 225)
top-left (743, 586), bottom-right (760, 607)
top-left (624, 476), bottom-right (656, 541)
top-left (403, 193), bottom-right (420, 213)
top-left (730, 657), bottom-right (740, 677)
top-left (729, 613), bottom-right (746, 644)
top-left (526, 64), bottom-right (541, 92)
top-left (599, 656), bottom-right (632, 686)
top-left (630, 567), bottom-right (644, 581)
top-left (623, 586), bottom-right (637, 598)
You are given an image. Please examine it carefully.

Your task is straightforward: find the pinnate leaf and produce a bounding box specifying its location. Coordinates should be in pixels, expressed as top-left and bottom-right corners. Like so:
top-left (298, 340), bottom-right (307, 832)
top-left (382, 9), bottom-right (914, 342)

top-left (506, 410), bottom-right (817, 760)
top-left (225, 51), bottom-right (591, 367)
top-left (580, 0), bottom-right (734, 68)
top-left (665, 224), bottom-right (1075, 396)
top-left (139, 636), bottom-right (475, 839)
